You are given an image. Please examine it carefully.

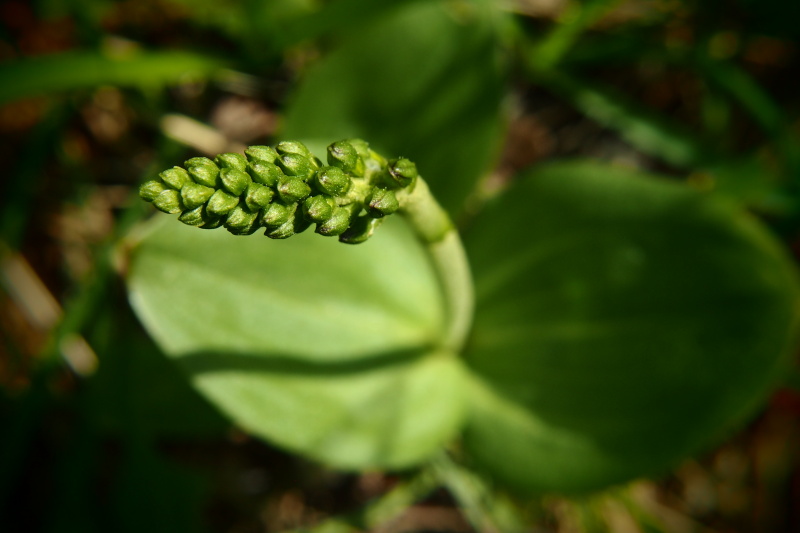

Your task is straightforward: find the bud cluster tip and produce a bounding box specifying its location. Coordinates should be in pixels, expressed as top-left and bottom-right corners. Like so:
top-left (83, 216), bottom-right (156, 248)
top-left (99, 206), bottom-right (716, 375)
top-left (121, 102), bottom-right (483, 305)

top-left (140, 139), bottom-right (418, 243)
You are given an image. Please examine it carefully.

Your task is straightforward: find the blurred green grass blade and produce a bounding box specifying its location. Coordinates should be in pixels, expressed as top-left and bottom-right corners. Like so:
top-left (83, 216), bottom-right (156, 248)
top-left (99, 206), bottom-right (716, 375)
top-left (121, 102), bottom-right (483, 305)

top-left (0, 49), bottom-right (227, 106)
top-left (357, 469), bottom-right (439, 529)
top-left (699, 57), bottom-right (800, 173)
top-left (701, 59), bottom-right (783, 133)
top-left (556, 36), bottom-right (793, 146)
top-left (532, 35), bottom-right (800, 204)
top-left (541, 31), bottom-right (800, 178)
top-left (534, 70), bottom-right (710, 168)
top-left (554, 26), bottom-right (667, 68)
top-left (530, 0), bottom-right (622, 71)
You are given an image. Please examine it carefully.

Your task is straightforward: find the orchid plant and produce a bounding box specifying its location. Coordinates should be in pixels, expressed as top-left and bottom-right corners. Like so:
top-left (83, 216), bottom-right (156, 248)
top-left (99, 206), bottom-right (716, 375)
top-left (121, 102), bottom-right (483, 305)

top-left (128, 134), bottom-right (797, 529)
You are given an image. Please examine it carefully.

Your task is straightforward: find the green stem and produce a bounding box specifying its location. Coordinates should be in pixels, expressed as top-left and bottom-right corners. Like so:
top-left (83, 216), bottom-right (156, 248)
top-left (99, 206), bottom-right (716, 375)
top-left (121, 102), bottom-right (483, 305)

top-left (529, 0), bottom-right (622, 72)
top-left (429, 452), bottom-right (528, 533)
top-left (397, 178), bottom-right (474, 353)
top-left (284, 469), bottom-right (439, 533)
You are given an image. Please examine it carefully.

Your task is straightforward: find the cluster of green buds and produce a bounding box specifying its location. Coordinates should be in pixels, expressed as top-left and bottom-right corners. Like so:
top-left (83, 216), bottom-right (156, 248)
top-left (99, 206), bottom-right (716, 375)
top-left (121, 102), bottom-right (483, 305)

top-left (139, 139), bottom-right (419, 244)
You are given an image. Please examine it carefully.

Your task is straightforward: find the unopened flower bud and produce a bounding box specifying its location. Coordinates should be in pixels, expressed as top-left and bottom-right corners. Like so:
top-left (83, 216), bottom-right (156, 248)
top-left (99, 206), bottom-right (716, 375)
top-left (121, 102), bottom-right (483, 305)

top-left (265, 212), bottom-right (311, 240)
top-left (277, 153), bottom-right (312, 179)
top-left (326, 141), bottom-right (364, 176)
top-left (206, 190), bottom-right (240, 216)
top-left (200, 217), bottom-right (224, 230)
top-left (367, 188), bottom-right (399, 217)
top-left (181, 182), bottom-right (215, 209)
top-left (140, 180), bottom-right (167, 202)
top-left (245, 145), bottom-right (278, 164)
top-left (339, 215), bottom-right (382, 244)
top-left (385, 158), bottom-right (418, 188)
top-left (184, 157), bottom-right (220, 187)
top-left (276, 140), bottom-right (312, 158)
top-left (303, 195), bottom-right (335, 223)
top-left (178, 206), bottom-right (206, 226)
top-left (315, 166), bottom-right (351, 196)
top-left (346, 138), bottom-right (371, 160)
top-left (225, 205), bottom-right (259, 234)
top-left (316, 207), bottom-right (351, 237)
top-left (244, 183), bottom-right (274, 211)
top-left (248, 161), bottom-right (283, 187)
top-left (220, 167), bottom-right (251, 196)
top-left (277, 177), bottom-right (311, 203)
top-left (261, 202), bottom-right (294, 227)
top-left (215, 153), bottom-right (248, 172)
top-left (153, 189), bottom-right (184, 214)
top-left (180, 206), bottom-right (219, 228)
top-left (160, 167), bottom-right (191, 190)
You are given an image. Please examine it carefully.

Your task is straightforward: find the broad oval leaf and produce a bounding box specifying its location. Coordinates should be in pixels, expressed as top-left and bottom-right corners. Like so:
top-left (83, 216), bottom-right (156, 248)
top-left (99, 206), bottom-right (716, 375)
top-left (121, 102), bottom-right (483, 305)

top-left (462, 161), bottom-right (799, 493)
top-left (126, 216), bottom-right (466, 468)
top-left (281, 0), bottom-right (506, 216)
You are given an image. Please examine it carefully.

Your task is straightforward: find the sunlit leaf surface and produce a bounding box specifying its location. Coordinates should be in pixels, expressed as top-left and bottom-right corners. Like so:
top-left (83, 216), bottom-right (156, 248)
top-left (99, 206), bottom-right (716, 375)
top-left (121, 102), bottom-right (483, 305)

top-left (127, 217), bottom-right (466, 468)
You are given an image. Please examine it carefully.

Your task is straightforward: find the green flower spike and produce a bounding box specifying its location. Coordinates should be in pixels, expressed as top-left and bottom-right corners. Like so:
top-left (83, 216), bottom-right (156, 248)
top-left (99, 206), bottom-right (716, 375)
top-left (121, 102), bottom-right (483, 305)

top-left (140, 139), bottom-right (432, 244)
top-left (139, 137), bottom-right (474, 375)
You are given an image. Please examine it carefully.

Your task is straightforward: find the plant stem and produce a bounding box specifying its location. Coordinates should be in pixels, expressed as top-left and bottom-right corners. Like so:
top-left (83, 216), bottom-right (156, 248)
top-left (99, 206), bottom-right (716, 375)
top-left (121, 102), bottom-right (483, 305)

top-left (397, 178), bottom-right (474, 353)
top-left (529, 0), bottom-right (622, 72)
top-left (429, 452), bottom-right (528, 533)
top-left (284, 469), bottom-right (439, 533)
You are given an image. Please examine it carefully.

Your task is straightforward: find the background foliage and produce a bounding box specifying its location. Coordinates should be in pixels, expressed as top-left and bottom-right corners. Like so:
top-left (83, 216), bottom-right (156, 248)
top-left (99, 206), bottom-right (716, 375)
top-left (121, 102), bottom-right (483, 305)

top-left (1, 0), bottom-right (800, 532)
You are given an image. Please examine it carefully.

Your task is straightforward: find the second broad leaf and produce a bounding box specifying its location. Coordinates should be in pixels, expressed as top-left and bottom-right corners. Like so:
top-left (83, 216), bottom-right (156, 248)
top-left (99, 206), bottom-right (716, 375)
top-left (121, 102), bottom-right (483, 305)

top-left (462, 161), bottom-right (799, 493)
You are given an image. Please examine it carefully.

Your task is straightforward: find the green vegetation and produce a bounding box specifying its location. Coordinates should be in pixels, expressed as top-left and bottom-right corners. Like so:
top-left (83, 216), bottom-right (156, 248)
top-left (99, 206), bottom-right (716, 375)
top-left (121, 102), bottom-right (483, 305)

top-left (2, 1), bottom-right (799, 531)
